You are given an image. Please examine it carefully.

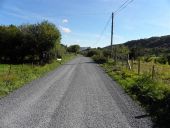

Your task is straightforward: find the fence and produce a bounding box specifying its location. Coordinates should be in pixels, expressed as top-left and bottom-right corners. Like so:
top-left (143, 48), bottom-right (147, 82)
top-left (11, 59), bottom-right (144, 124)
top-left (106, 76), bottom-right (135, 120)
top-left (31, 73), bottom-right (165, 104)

top-left (120, 59), bottom-right (170, 85)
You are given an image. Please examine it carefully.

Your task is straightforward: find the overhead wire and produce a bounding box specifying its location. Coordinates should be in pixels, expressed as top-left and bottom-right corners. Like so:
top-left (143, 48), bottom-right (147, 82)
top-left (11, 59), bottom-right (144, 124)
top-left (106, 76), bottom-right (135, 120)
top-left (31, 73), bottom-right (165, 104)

top-left (93, 0), bottom-right (134, 48)
top-left (94, 14), bottom-right (112, 47)
top-left (114, 0), bottom-right (134, 15)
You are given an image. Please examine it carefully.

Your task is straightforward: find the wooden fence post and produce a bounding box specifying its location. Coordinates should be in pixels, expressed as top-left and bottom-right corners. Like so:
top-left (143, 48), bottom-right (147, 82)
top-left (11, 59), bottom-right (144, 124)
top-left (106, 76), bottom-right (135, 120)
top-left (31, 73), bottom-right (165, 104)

top-left (127, 54), bottom-right (131, 70)
top-left (131, 57), bottom-right (134, 70)
top-left (138, 59), bottom-right (140, 75)
top-left (6, 64), bottom-right (12, 86)
top-left (152, 65), bottom-right (155, 79)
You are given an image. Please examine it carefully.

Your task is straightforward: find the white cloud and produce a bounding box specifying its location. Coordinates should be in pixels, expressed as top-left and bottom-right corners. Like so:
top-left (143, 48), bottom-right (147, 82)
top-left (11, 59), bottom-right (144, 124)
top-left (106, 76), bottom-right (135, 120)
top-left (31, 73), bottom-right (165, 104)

top-left (60, 26), bottom-right (71, 33)
top-left (62, 19), bottom-right (68, 23)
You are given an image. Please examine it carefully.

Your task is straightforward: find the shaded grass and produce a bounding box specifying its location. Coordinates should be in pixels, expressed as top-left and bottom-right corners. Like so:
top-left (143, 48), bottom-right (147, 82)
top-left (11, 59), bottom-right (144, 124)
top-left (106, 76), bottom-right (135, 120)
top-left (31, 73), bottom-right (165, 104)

top-left (0, 54), bottom-right (75, 97)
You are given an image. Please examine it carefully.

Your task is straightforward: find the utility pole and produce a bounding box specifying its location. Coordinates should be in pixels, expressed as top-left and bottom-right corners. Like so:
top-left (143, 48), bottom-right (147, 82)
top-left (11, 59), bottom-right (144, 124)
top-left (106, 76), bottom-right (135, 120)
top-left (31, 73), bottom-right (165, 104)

top-left (111, 12), bottom-right (114, 59)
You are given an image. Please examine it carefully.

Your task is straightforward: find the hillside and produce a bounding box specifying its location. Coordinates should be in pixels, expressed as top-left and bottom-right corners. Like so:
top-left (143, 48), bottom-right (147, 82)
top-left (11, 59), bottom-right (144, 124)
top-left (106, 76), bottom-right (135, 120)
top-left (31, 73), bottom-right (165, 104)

top-left (124, 35), bottom-right (170, 49)
top-left (105, 35), bottom-right (170, 56)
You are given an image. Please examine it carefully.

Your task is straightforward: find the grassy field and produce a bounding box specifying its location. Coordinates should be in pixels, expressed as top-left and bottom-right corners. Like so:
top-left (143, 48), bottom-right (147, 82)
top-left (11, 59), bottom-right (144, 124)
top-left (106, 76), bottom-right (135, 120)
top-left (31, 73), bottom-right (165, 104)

top-left (101, 59), bottom-right (170, 127)
top-left (0, 54), bottom-right (75, 97)
top-left (134, 61), bottom-right (170, 83)
top-left (117, 60), bottom-right (170, 86)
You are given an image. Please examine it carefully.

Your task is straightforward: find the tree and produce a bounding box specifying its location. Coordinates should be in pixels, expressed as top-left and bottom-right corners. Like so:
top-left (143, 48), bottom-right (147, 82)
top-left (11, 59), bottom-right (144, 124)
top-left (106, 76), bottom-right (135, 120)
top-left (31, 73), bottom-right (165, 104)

top-left (0, 25), bottom-right (23, 63)
top-left (0, 21), bottom-right (61, 64)
top-left (20, 21), bottom-right (61, 63)
top-left (67, 45), bottom-right (80, 54)
top-left (54, 43), bottom-right (66, 58)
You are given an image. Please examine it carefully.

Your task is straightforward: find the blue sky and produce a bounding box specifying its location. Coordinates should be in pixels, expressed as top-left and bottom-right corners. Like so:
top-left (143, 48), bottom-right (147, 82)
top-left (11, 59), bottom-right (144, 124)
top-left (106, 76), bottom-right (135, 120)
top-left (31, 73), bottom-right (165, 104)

top-left (0, 0), bottom-right (170, 48)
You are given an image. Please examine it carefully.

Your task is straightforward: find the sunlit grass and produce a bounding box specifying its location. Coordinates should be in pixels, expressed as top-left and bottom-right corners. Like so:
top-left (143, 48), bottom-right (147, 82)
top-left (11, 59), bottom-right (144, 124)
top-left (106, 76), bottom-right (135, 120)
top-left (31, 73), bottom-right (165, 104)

top-left (0, 54), bottom-right (75, 97)
top-left (131, 61), bottom-right (170, 86)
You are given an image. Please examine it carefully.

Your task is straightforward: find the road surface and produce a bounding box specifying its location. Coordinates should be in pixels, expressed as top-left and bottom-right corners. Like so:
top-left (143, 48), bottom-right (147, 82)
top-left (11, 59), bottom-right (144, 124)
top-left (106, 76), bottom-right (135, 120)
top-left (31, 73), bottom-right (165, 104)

top-left (0, 57), bottom-right (152, 128)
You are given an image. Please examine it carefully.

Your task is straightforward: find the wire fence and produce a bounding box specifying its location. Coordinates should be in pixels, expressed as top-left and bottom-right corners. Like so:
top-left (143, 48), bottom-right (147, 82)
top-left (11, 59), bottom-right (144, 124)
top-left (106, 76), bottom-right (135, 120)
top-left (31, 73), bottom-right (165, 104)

top-left (120, 59), bottom-right (170, 85)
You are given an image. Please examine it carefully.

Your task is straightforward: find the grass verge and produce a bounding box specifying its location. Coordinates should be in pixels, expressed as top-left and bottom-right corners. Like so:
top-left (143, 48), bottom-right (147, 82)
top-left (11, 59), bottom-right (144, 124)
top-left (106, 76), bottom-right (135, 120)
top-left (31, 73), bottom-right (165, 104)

top-left (0, 54), bottom-right (75, 97)
top-left (100, 60), bottom-right (170, 128)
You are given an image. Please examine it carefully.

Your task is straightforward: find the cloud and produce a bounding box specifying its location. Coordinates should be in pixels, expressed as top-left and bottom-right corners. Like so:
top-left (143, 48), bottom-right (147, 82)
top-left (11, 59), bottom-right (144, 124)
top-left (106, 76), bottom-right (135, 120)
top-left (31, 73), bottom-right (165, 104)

top-left (62, 19), bottom-right (68, 23)
top-left (60, 26), bottom-right (71, 33)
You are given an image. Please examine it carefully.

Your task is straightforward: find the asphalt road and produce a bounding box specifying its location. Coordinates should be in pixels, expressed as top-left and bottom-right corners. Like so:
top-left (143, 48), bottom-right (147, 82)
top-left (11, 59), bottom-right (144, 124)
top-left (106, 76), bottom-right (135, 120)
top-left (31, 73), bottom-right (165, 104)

top-left (0, 57), bottom-right (153, 128)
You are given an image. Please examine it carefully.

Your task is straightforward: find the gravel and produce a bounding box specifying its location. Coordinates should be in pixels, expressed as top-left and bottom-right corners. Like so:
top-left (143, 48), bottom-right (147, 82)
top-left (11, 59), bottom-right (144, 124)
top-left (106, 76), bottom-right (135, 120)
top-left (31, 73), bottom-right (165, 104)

top-left (0, 56), bottom-right (153, 128)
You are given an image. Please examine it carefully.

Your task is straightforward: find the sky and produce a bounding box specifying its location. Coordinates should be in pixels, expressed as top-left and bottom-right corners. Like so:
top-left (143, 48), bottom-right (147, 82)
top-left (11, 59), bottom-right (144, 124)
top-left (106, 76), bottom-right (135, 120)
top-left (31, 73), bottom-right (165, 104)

top-left (0, 0), bottom-right (170, 48)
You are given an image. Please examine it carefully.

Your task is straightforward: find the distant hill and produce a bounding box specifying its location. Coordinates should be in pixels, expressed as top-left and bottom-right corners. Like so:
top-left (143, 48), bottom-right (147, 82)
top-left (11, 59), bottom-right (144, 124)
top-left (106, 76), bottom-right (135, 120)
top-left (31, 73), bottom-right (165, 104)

top-left (80, 47), bottom-right (90, 51)
top-left (105, 35), bottom-right (170, 55)
top-left (124, 35), bottom-right (170, 49)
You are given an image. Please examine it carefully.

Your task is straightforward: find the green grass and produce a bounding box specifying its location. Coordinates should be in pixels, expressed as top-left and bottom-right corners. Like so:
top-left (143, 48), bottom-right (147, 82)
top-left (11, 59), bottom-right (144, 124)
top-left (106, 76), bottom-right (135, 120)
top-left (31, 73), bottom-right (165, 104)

top-left (0, 54), bottom-right (75, 97)
top-left (101, 60), bottom-right (170, 127)
top-left (131, 61), bottom-right (170, 86)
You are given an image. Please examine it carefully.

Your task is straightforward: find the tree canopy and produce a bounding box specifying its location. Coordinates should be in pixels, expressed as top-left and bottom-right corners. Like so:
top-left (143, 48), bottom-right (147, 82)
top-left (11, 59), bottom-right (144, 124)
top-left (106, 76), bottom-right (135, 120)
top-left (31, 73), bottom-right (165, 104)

top-left (0, 21), bottom-right (62, 64)
top-left (67, 45), bottom-right (80, 54)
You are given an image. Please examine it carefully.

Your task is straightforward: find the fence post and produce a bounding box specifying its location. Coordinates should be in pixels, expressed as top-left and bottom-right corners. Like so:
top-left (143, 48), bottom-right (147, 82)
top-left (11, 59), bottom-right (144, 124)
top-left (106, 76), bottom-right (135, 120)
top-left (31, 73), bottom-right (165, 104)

top-left (127, 54), bottom-right (131, 70)
top-left (32, 62), bottom-right (34, 68)
top-left (121, 57), bottom-right (124, 68)
top-left (152, 65), bottom-right (155, 79)
top-left (131, 57), bottom-right (134, 70)
top-left (21, 63), bottom-right (24, 72)
top-left (6, 64), bottom-right (12, 86)
top-left (138, 59), bottom-right (140, 75)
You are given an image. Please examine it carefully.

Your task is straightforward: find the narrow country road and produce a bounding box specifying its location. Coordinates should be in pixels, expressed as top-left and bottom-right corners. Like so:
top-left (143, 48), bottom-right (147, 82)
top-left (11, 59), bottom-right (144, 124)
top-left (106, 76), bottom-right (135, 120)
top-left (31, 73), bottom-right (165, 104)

top-left (0, 57), bottom-right (152, 128)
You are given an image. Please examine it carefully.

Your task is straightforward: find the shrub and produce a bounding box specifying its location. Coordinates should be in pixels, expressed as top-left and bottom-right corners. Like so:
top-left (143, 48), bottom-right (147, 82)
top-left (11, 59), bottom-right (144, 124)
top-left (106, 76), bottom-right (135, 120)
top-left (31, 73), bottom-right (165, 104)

top-left (103, 50), bottom-right (111, 58)
top-left (144, 56), bottom-right (153, 62)
top-left (129, 75), bottom-right (165, 104)
top-left (156, 56), bottom-right (167, 64)
top-left (86, 49), bottom-right (100, 57)
top-left (92, 55), bottom-right (108, 64)
top-left (155, 92), bottom-right (170, 127)
top-left (107, 59), bottom-right (116, 66)
top-left (167, 55), bottom-right (170, 65)
top-left (128, 74), bottom-right (170, 127)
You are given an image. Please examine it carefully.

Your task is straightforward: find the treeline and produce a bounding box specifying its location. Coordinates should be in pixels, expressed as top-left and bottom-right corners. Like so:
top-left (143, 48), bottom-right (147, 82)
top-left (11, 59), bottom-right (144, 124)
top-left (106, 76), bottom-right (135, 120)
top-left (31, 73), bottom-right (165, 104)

top-left (83, 44), bottom-right (170, 66)
top-left (0, 21), bottom-right (64, 64)
top-left (82, 45), bottom-right (129, 64)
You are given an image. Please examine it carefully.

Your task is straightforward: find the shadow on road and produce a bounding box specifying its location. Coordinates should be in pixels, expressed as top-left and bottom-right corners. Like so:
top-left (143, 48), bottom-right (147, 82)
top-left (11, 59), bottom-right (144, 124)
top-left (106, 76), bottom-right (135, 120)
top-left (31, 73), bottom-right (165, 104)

top-left (135, 114), bottom-right (150, 119)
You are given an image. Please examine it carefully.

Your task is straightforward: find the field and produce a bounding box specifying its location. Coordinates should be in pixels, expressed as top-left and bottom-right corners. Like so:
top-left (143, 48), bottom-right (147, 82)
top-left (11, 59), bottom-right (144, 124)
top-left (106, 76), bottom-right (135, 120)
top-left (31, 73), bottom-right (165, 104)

top-left (0, 54), bottom-right (75, 97)
top-left (126, 60), bottom-right (170, 86)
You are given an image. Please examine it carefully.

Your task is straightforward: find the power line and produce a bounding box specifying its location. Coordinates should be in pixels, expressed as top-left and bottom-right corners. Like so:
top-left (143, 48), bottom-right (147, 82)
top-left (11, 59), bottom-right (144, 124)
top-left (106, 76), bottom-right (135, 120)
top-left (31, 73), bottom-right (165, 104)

top-left (114, 0), bottom-right (130, 14)
top-left (114, 0), bottom-right (134, 15)
top-left (110, 0), bottom-right (134, 60)
top-left (94, 14), bottom-right (112, 47)
top-left (94, 0), bottom-right (134, 48)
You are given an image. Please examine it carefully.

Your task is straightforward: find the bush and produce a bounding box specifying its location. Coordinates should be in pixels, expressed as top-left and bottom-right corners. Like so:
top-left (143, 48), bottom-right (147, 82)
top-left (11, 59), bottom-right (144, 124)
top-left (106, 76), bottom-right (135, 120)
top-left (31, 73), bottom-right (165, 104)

top-left (155, 92), bottom-right (170, 127)
top-left (167, 55), bottom-right (170, 65)
top-left (128, 74), bottom-right (170, 127)
top-left (156, 56), bottom-right (167, 64)
top-left (130, 75), bottom-right (165, 104)
top-left (86, 49), bottom-right (100, 57)
top-left (107, 59), bottom-right (116, 66)
top-left (144, 56), bottom-right (153, 62)
top-left (103, 50), bottom-right (111, 58)
top-left (92, 55), bottom-right (108, 64)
